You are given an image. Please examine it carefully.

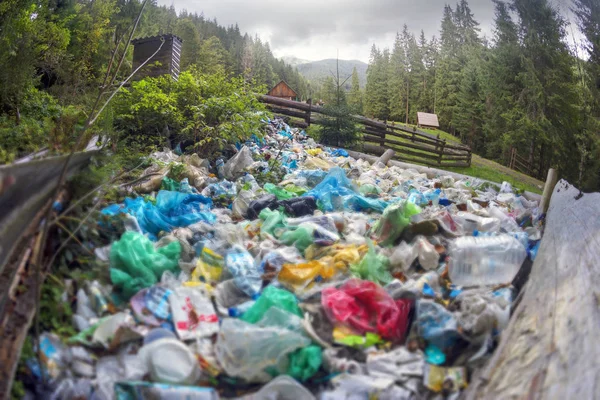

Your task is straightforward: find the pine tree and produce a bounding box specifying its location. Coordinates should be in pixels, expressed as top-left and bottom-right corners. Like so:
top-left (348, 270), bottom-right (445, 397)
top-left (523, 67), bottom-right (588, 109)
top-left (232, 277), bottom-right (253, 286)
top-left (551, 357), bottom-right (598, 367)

top-left (365, 44), bottom-right (390, 119)
top-left (348, 67), bottom-right (363, 114)
top-left (509, 0), bottom-right (582, 181)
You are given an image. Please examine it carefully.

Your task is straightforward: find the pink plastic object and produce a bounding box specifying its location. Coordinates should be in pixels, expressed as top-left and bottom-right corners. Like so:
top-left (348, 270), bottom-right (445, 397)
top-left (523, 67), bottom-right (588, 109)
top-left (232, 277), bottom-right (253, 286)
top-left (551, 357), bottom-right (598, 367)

top-left (322, 279), bottom-right (412, 342)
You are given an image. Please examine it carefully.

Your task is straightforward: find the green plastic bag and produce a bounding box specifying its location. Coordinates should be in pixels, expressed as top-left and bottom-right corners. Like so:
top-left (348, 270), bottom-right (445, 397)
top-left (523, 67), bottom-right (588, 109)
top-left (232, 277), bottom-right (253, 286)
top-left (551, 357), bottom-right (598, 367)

top-left (280, 225), bottom-right (314, 254)
top-left (350, 240), bottom-right (392, 285)
top-left (336, 332), bottom-right (384, 348)
top-left (284, 184), bottom-right (307, 196)
top-left (371, 201), bottom-right (421, 247)
top-left (259, 208), bottom-right (287, 237)
top-left (264, 183), bottom-right (297, 200)
top-left (241, 285), bottom-right (303, 324)
top-left (288, 345), bottom-right (323, 381)
top-left (110, 231), bottom-right (181, 299)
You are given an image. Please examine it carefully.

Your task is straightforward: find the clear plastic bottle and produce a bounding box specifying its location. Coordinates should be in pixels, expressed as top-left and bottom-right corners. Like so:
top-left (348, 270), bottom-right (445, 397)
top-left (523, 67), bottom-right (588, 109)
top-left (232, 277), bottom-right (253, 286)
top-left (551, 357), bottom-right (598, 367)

top-left (449, 235), bottom-right (527, 286)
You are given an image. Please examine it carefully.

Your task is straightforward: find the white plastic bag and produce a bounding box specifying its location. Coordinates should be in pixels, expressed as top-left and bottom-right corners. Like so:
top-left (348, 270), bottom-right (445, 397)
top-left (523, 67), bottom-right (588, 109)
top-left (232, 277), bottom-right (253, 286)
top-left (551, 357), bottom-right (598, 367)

top-left (169, 286), bottom-right (219, 341)
top-left (223, 146), bottom-right (254, 180)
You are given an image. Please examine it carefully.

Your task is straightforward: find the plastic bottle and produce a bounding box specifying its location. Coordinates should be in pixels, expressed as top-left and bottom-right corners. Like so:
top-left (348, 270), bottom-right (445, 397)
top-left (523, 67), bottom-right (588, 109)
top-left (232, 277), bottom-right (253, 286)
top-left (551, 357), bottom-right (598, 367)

top-left (449, 235), bottom-right (527, 286)
top-left (228, 300), bottom-right (256, 317)
top-left (215, 158), bottom-right (225, 179)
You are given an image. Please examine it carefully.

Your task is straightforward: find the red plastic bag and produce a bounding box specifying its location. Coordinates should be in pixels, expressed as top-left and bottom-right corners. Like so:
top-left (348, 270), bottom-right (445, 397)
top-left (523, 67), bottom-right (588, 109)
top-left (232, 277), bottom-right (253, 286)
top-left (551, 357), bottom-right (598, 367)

top-left (322, 279), bottom-right (412, 342)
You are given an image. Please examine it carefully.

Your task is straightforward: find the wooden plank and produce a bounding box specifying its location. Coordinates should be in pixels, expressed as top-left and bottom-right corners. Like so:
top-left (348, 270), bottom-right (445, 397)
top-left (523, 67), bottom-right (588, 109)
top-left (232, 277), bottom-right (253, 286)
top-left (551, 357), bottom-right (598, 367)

top-left (265, 105), bottom-right (308, 120)
top-left (466, 179), bottom-right (600, 399)
top-left (385, 129), bottom-right (443, 147)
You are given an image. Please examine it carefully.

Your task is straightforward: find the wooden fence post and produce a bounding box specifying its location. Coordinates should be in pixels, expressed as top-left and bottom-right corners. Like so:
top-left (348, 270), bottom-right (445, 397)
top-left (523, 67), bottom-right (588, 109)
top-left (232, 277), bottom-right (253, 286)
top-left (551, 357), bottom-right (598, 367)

top-left (438, 139), bottom-right (446, 166)
top-left (305, 98), bottom-right (312, 127)
top-left (539, 168), bottom-right (558, 214)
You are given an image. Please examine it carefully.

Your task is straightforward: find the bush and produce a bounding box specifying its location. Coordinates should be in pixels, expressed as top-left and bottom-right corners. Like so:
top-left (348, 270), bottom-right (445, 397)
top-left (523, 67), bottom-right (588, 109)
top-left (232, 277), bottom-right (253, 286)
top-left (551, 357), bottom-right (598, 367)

top-left (113, 69), bottom-right (268, 157)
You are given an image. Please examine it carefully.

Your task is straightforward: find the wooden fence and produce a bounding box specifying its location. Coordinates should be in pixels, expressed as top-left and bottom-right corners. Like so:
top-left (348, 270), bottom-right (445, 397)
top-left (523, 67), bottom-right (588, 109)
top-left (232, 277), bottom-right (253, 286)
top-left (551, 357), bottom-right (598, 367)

top-left (508, 147), bottom-right (538, 178)
top-left (258, 95), bottom-right (472, 168)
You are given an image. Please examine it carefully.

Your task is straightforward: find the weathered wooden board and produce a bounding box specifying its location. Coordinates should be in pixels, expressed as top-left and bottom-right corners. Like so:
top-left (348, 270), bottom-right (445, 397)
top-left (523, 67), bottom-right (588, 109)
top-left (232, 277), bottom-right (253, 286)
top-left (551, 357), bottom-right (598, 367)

top-left (466, 179), bottom-right (600, 399)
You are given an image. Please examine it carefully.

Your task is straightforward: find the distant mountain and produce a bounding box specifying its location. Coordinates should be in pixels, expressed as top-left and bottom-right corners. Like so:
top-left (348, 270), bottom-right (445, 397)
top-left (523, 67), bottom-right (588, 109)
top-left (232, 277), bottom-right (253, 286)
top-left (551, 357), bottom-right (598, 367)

top-left (296, 59), bottom-right (368, 89)
top-left (280, 56), bottom-right (312, 67)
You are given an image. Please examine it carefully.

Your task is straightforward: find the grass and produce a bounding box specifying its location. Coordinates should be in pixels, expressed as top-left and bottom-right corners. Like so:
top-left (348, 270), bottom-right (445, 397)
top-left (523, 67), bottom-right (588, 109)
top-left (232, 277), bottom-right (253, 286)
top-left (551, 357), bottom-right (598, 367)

top-left (381, 121), bottom-right (544, 194)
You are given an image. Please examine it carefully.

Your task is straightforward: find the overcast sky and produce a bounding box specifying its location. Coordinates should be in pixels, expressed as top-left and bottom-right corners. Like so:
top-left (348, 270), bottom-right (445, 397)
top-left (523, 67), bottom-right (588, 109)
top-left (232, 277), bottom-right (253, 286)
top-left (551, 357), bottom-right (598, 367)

top-left (158, 0), bottom-right (583, 63)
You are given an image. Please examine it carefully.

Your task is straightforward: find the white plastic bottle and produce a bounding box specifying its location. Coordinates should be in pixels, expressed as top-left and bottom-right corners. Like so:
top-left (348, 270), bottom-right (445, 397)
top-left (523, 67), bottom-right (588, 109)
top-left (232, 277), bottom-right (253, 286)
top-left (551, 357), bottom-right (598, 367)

top-left (449, 234), bottom-right (527, 286)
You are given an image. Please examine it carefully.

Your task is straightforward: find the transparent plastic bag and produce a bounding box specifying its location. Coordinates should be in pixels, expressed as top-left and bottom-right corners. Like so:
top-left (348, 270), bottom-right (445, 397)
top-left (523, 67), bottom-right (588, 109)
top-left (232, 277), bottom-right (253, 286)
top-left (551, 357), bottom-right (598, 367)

top-left (371, 201), bottom-right (421, 247)
top-left (215, 318), bottom-right (310, 382)
top-left (223, 146), bottom-right (254, 179)
top-left (349, 240), bottom-right (392, 285)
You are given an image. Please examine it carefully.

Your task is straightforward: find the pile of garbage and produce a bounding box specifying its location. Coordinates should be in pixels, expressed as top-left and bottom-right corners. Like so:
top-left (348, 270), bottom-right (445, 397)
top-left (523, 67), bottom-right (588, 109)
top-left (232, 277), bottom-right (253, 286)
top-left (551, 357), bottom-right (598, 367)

top-left (27, 119), bottom-right (543, 399)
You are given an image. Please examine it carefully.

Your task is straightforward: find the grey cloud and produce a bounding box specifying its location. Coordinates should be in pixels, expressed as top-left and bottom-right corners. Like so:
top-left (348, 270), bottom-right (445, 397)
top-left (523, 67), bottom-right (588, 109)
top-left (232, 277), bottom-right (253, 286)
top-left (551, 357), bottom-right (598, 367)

top-left (161, 0), bottom-right (498, 59)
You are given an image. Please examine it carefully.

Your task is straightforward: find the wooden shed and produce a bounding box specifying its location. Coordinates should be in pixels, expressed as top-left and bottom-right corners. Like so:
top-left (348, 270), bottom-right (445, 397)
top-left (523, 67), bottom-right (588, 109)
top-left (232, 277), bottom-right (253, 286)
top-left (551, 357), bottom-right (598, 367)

top-left (417, 112), bottom-right (440, 129)
top-left (131, 34), bottom-right (182, 80)
top-left (267, 80), bottom-right (298, 101)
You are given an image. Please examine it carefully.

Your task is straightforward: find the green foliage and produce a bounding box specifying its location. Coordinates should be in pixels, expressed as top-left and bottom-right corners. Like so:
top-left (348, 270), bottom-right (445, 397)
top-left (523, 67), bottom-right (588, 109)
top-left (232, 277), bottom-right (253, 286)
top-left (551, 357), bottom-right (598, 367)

top-left (320, 103), bottom-right (360, 148)
top-left (113, 69), bottom-right (268, 157)
top-left (348, 67), bottom-right (363, 114)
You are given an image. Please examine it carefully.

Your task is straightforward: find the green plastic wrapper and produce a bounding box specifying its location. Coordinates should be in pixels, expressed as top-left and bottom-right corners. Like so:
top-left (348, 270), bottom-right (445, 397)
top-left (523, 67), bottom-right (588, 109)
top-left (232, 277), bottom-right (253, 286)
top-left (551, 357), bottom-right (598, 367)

top-left (287, 345), bottom-right (323, 381)
top-left (264, 183), bottom-right (297, 200)
top-left (110, 231), bottom-right (181, 299)
top-left (371, 201), bottom-right (421, 247)
top-left (350, 240), bottom-right (392, 285)
top-left (259, 208), bottom-right (287, 237)
top-left (161, 177), bottom-right (180, 192)
top-left (241, 285), bottom-right (303, 324)
top-left (280, 225), bottom-right (314, 254)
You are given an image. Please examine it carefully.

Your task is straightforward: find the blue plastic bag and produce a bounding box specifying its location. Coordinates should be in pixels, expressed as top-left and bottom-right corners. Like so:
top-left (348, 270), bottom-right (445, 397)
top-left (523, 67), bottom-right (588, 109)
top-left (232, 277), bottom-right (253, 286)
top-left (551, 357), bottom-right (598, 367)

top-left (101, 191), bottom-right (215, 240)
top-left (304, 167), bottom-right (356, 212)
top-left (344, 194), bottom-right (388, 213)
top-left (330, 148), bottom-right (349, 157)
top-left (416, 300), bottom-right (458, 349)
top-left (296, 169), bottom-right (328, 187)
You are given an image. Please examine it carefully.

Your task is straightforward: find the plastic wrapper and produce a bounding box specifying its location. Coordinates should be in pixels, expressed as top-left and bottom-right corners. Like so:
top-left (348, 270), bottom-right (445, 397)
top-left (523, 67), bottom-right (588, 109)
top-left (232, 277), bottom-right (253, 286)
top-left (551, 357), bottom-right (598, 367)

top-left (241, 285), bottom-right (303, 324)
top-left (223, 146), bottom-right (253, 179)
top-left (215, 318), bottom-right (310, 382)
top-left (278, 260), bottom-right (336, 292)
top-left (225, 246), bottom-right (262, 297)
top-left (366, 347), bottom-right (424, 386)
top-left (349, 240), bottom-right (392, 285)
top-left (201, 179), bottom-right (237, 199)
top-left (321, 279), bottom-right (412, 342)
top-left (131, 286), bottom-right (172, 326)
top-left (423, 364), bottom-right (468, 393)
top-left (169, 286), bottom-right (219, 340)
top-left (110, 232), bottom-right (181, 299)
top-left (305, 243), bottom-right (366, 272)
top-left (371, 201), bottom-right (422, 247)
top-left (232, 189), bottom-right (256, 219)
